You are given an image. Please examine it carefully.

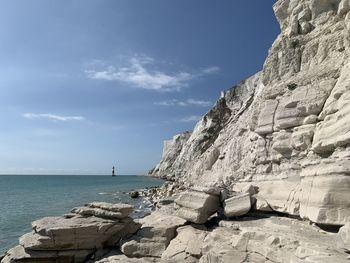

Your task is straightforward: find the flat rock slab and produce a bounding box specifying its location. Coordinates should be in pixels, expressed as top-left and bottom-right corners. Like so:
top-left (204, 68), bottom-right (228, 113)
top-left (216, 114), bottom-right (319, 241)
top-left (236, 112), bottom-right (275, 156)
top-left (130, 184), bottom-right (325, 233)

top-left (88, 202), bottom-right (134, 216)
top-left (223, 193), bottom-right (251, 217)
top-left (191, 186), bottom-right (222, 196)
top-left (71, 202), bottom-right (134, 220)
top-left (121, 212), bottom-right (186, 258)
top-left (1, 245), bottom-right (93, 263)
top-left (200, 216), bottom-right (349, 263)
top-left (175, 190), bottom-right (220, 224)
top-left (71, 207), bottom-right (127, 220)
top-left (96, 254), bottom-right (159, 263)
top-left (96, 253), bottom-right (197, 263)
top-left (22, 216), bottom-right (126, 250)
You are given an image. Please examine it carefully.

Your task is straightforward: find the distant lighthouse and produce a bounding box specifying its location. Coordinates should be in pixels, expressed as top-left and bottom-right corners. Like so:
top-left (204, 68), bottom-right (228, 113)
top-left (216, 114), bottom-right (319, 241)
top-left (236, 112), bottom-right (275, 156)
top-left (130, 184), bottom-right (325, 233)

top-left (112, 166), bottom-right (115, 177)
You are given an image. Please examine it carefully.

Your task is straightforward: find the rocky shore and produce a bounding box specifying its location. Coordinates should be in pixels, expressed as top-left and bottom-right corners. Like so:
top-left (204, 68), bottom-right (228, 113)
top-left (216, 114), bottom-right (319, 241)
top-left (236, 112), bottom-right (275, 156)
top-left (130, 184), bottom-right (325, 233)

top-left (2, 184), bottom-right (350, 262)
top-left (3, 0), bottom-right (350, 262)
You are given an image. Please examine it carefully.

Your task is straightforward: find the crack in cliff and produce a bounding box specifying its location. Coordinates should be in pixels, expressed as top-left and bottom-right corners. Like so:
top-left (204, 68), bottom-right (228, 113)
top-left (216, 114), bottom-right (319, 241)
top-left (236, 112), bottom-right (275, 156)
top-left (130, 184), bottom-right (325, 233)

top-left (271, 99), bottom-right (280, 133)
top-left (230, 91), bottom-right (255, 123)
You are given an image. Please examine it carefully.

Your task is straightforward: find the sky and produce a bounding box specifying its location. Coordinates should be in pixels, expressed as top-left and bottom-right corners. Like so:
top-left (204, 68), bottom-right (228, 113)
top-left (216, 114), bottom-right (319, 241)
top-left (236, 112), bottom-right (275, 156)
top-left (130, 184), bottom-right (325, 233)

top-left (0, 0), bottom-right (280, 175)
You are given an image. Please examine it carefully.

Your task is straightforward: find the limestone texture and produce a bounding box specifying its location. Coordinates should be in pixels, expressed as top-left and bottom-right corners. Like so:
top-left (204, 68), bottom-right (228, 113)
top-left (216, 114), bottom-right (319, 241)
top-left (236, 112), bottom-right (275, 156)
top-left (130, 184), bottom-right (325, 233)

top-left (175, 189), bottom-right (220, 224)
top-left (121, 212), bottom-right (186, 258)
top-left (3, 0), bottom-right (350, 263)
top-left (150, 0), bottom-right (350, 226)
top-left (223, 193), bottom-right (251, 218)
top-left (2, 203), bottom-right (138, 263)
top-left (337, 223), bottom-right (350, 251)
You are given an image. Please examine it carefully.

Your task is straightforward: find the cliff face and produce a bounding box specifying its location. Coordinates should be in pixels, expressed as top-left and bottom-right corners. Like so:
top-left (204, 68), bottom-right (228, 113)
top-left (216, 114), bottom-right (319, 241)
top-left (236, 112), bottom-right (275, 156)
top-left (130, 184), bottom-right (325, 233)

top-left (150, 0), bottom-right (350, 226)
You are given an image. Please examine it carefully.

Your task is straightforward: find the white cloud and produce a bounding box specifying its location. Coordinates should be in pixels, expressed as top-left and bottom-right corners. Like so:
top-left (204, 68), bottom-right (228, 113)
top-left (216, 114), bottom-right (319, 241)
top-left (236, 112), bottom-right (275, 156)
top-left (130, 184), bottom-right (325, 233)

top-left (186, 99), bottom-right (213, 107)
top-left (23, 113), bottom-right (85, 122)
top-left (178, 115), bottom-right (202, 123)
top-left (154, 98), bottom-right (212, 107)
top-left (200, 66), bottom-right (221, 75)
top-left (85, 56), bottom-right (219, 92)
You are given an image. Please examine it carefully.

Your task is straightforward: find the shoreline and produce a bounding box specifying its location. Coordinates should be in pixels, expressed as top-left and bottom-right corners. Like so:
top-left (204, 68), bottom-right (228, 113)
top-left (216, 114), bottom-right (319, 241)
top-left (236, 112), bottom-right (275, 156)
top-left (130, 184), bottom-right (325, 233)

top-left (0, 175), bottom-right (163, 257)
top-left (2, 183), bottom-right (350, 263)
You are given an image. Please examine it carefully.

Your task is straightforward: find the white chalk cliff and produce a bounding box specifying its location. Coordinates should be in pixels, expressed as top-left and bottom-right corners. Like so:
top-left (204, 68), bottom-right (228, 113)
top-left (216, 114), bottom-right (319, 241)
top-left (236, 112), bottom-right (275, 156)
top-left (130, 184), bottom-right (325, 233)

top-left (150, 0), bottom-right (350, 226)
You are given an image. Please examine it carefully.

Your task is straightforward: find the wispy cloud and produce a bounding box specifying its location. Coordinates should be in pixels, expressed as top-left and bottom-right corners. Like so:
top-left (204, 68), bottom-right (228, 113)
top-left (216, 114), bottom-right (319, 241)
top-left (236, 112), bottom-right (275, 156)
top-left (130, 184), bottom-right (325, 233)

top-left (200, 66), bottom-right (220, 75)
top-left (23, 113), bottom-right (85, 122)
top-left (155, 99), bottom-right (212, 107)
top-left (85, 55), bottom-right (219, 92)
top-left (178, 115), bottom-right (202, 123)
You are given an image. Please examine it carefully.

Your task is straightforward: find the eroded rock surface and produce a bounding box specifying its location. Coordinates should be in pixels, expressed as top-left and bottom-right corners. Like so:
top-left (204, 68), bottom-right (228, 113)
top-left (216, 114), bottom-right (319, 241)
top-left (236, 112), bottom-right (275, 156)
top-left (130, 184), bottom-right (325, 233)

top-left (337, 223), bottom-right (350, 252)
top-left (199, 216), bottom-right (349, 263)
top-left (106, 213), bottom-right (349, 263)
top-left (223, 193), bottom-right (251, 218)
top-left (2, 203), bottom-right (138, 263)
top-left (121, 212), bottom-right (186, 258)
top-left (161, 225), bottom-right (208, 262)
top-left (175, 188), bottom-right (220, 224)
top-left (150, 0), bottom-right (350, 226)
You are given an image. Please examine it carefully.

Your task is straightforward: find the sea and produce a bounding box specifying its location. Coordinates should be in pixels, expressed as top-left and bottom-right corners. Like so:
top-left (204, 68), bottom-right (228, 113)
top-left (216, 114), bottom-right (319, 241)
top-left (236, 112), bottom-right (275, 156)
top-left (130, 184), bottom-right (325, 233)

top-left (0, 175), bottom-right (163, 255)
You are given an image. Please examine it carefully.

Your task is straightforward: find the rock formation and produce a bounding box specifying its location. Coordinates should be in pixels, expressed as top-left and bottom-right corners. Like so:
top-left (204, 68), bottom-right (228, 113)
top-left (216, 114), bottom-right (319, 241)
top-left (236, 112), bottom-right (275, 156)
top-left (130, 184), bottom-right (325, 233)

top-left (121, 212), bottom-right (186, 258)
top-left (2, 202), bottom-right (139, 263)
top-left (3, 0), bottom-right (350, 262)
top-left (150, 0), bottom-right (350, 226)
top-left (175, 187), bottom-right (220, 224)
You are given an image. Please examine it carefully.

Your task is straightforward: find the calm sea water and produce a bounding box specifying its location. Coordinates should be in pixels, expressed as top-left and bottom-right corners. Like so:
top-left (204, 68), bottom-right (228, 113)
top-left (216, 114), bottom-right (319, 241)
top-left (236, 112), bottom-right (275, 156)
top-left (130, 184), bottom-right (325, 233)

top-left (0, 175), bottom-right (163, 254)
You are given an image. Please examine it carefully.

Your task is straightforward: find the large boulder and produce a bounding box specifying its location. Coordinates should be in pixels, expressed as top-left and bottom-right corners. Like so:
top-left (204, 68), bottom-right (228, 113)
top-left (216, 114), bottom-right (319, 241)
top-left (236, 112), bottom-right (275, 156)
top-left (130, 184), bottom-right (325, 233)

top-left (20, 216), bottom-right (131, 250)
top-left (121, 212), bottom-right (186, 258)
top-left (223, 193), bottom-right (251, 218)
top-left (300, 158), bottom-right (350, 225)
top-left (175, 189), bottom-right (220, 224)
top-left (1, 245), bottom-right (93, 263)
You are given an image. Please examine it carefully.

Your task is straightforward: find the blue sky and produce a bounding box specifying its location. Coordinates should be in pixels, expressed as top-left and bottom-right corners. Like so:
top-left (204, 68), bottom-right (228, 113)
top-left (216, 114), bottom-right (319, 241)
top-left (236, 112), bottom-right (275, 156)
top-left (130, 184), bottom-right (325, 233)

top-left (0, 0), bottom-right (279, 175)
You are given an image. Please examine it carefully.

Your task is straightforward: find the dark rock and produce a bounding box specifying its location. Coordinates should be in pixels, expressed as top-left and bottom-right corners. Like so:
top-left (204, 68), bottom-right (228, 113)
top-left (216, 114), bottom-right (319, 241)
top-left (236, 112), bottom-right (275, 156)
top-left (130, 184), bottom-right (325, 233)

top-left (129, 191), bottom-right (139, 198)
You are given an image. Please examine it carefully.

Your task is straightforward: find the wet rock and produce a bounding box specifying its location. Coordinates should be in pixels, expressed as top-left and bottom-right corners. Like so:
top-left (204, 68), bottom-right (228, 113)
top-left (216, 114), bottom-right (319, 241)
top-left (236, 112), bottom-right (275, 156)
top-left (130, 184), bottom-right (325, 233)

top-left (129, 191), bottom-right (139, 198)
